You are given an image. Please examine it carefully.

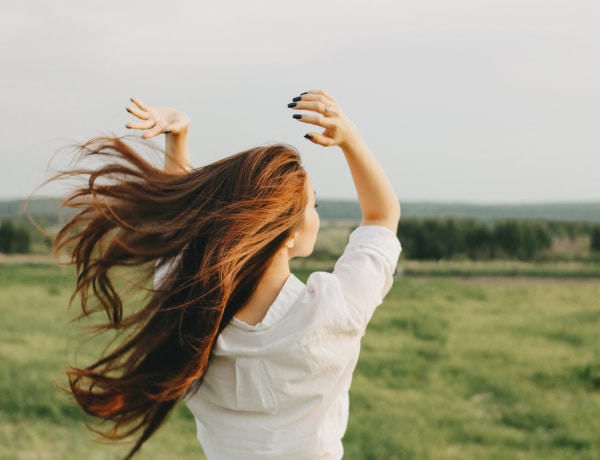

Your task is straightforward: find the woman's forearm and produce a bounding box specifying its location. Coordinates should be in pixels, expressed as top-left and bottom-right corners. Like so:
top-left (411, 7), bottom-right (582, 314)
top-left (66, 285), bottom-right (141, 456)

top-left (341, 138), bottom-right (400, 232)
top-left (164, 128), bottom-right (191, 174)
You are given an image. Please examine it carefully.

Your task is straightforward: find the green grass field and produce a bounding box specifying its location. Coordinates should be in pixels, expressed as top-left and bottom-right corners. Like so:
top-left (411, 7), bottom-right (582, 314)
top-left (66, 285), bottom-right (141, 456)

top-left (1, 263), bottom-right (599, 459)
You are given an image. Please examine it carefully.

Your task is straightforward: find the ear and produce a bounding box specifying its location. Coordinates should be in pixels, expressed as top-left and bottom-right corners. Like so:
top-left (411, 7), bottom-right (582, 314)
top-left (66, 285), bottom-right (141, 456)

top-left (285, 230), bottom-right (298, 249)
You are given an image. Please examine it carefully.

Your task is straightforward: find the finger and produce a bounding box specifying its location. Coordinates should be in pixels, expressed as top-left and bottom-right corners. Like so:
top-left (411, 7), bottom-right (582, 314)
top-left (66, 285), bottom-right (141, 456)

top-left (293, 91), bottom-right (336, 106)
top-left (292, 97), bottom-right (337, 117)
top-left (126, 120), bottom-right (155, 130)
top-left (289, 101), bottom-right (332, 116)
top-left (141, 126), bottom-right (164, 139)
top-left (304, 132), bottom-right (336, 147)
top-left (130, 97), bottom-right (150, 112)
top-left (126, 105), bottom-right (149, 120)
top-left (292, 113), bottom-right (336, 130)
top-left (301, 89), bottom-right (334, 98)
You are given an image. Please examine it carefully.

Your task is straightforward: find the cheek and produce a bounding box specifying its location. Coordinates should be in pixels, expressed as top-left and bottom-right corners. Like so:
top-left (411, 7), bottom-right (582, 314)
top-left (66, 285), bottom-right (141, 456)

top-left (308, 209), bottom-right (320, 236)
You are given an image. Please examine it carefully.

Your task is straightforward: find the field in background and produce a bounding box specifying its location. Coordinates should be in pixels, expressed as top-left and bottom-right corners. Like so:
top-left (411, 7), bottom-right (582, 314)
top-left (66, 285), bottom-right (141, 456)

top-left (348, 277), bottom-right (600, 460)
top-left (1, 221), bottom-right (600, 459)
top-left (2, 266), bottom-right (600, 459)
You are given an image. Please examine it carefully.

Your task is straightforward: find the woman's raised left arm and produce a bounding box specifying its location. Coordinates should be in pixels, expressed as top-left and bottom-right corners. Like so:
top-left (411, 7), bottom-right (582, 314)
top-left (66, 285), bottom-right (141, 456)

top-left (126, 97), bottom-right (191, 175)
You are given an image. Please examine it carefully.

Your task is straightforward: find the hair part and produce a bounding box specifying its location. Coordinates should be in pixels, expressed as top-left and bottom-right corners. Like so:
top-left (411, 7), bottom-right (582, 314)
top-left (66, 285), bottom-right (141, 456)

top-left (54, 137), bottom-right (307, 458)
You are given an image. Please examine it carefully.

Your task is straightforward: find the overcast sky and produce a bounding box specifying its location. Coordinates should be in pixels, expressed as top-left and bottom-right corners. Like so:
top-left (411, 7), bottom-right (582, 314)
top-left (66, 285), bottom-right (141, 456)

top-left (2, 0), bottom-right (599, 203)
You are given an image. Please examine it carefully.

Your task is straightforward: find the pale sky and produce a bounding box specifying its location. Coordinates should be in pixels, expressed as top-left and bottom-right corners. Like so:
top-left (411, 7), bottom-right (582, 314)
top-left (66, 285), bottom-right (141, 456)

top-left (2, 0), bottom-right (599, 203)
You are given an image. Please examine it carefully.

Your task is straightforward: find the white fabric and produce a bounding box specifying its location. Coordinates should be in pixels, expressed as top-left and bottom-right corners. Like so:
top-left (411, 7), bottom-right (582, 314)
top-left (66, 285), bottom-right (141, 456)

top-left (185, 225), bottom-right (401, 459)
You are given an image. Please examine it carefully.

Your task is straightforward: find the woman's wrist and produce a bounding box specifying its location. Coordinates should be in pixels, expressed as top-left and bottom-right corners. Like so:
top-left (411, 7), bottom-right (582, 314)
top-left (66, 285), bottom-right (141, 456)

top-left (340, 134), bottom-right (369, 159)
top-left (165, 126), bottom-right (191, 174)
top-left (165, 122), bottom-right (190, 137)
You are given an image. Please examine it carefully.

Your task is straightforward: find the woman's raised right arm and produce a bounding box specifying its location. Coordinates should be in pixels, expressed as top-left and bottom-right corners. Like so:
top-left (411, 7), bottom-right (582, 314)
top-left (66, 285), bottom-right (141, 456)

top-left (289, 90), bottom-right (400, 232)
top-left (126, 97), bottom-right (191, 175)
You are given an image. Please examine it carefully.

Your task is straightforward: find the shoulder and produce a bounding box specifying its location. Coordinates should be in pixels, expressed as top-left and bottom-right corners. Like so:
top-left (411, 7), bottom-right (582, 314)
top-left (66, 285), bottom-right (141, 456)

top-left (304, 270), bottom-right (343, 296)
top-left (337, 225), bottom-right (402, 273)
top-left (329, 226), bottom-right (401, 328)
top-left (347, 225), bottom-right (401, 254)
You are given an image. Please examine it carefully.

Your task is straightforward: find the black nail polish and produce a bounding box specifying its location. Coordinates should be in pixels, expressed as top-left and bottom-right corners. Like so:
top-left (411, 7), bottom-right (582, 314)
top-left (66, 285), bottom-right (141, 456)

top-left (292, 96), bottom-right (302, 102)
top-left (125, 125), bottom-right (131, 129)
top-left (126, 107), bottom-right (131, 113)
top-left (293, 114), bottom-right (302, 119)
top-left (165, 130), bottom-right (172, 134)
top-left (287, 102), bottom-right (297, 108)
top-left (300, 91), bottom-right (308, 95)
top-left (304, 133), bottom-right (313, 140)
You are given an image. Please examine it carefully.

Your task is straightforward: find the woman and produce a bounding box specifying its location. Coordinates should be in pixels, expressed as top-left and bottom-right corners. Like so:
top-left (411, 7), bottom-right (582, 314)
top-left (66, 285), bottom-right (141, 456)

top-left (56, 90), bottom-right (401, 459)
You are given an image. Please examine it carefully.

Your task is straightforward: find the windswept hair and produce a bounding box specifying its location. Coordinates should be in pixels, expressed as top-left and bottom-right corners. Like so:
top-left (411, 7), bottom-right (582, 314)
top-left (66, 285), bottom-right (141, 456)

top-left (54, 137), bottom-right (307, 458)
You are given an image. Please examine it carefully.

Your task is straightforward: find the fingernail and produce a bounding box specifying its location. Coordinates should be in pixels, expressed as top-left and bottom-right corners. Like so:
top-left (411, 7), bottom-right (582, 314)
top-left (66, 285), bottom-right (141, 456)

top-left (300, 91), bottom-right (308, 95)
top-left (287, 102), bottom-right (297, 108)
top-left (293, 114), bottom-right (302, 119)
top-left (165, 130), bottom-right (172, 134)
top-left (126, 107), bottom-right (131, 113)
top-left (125, 125), bottom-right (131, 129)
top-left (304, 133), bottom-right (313, 140)
top-left (292, 96), bottom-right (302, 102)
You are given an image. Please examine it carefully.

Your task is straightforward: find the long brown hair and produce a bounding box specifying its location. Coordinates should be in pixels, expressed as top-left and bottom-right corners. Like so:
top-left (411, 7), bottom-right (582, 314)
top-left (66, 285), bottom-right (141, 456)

top-left (54, 137), bottom-right (307, 458)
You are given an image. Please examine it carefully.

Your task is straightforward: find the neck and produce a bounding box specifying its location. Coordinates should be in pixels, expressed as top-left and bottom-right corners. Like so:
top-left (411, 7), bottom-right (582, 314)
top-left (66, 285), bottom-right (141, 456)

top-left (264, 247), bottom-right (292, 280)
top-left (234, 247), bottom-right (291, 325)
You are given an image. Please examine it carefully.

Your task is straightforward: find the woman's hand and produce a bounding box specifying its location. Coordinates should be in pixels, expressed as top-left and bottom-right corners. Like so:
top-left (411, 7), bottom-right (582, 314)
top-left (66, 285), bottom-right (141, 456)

top-left (126, 97), bottom-right (191, 174)
top-left (126, 97), bottom-right (190, 139)
top-left (289, 90), bottom-right (400, 232)
top-left (287, 90), bottom-right (363, 150)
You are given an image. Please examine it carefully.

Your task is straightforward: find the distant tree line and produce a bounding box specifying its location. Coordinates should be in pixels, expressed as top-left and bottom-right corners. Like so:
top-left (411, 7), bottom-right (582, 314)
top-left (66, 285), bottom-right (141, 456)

top-left (2, 214), bottom-right (600, 259)
top-left (398, 217), bottom-right (600, 261)
top-left (0, 219), bottom-right (32, 254)
top-left (592, 227), bottom-right (600, 253)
